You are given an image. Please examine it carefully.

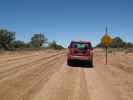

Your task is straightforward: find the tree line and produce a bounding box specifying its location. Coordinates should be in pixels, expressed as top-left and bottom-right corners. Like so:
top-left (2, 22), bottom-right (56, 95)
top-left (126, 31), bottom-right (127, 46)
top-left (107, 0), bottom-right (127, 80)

top-left (0, 29), bottom-right (64, 51)
top-left (96, 36), bottom-right (133, 48)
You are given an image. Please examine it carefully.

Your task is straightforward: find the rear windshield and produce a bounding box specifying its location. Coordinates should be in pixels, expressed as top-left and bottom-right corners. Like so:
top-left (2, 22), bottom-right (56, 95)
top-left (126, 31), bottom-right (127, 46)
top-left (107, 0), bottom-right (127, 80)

top-left (70, 42), bottom-right (92, 49)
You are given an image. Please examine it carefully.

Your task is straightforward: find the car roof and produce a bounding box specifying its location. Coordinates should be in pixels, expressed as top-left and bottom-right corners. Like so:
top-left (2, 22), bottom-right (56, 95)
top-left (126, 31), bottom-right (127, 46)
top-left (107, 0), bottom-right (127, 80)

top-left (71, 40), bottom-right (91, 44)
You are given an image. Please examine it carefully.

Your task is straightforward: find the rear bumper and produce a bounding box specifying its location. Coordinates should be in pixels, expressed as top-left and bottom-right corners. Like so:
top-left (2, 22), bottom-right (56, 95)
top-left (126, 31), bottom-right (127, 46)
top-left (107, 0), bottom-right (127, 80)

top-left (68, 55), bottom-right (92, 61)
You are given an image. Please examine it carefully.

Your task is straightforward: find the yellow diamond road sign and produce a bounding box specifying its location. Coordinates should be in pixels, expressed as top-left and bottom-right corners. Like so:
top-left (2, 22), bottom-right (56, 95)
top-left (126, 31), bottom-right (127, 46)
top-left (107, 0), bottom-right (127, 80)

top-left (101, 34), bottom-right (112, 47)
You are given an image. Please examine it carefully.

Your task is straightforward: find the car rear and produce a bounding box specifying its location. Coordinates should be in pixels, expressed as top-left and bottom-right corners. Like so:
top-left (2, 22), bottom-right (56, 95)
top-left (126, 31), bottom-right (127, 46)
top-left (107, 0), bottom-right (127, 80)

top-left (67, 41), bottom-right (93, 67)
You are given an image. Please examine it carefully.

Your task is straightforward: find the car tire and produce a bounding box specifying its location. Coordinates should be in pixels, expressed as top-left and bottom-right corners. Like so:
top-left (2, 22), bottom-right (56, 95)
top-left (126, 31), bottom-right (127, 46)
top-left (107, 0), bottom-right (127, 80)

top-left (89, 60), bottom-right (93, 67)
top-left (67, 59), bottom-right (72, 66)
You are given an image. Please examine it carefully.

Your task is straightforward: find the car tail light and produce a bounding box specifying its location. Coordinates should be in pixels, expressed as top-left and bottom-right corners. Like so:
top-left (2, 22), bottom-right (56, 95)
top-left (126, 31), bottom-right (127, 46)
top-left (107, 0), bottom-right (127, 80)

top-left (90, 50), bottom-right (93, 56)
top-left (71, 48), bottom-right (76, 55)
top-left (85, 49), bottom-right (93, 56)
top-left (68, 48), bottom-right (73, 55)
top-left (85, 49), bottom-right (90, 56)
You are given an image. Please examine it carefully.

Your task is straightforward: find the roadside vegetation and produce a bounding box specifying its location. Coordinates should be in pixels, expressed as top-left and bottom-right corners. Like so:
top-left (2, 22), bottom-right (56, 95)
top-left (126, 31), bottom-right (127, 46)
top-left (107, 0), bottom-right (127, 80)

top-left (0, 29), bottom-right (64, 51)
top-left (48, 40), bottom-right (64, 50)
top-left (96, 37), bottom-right (133, 53)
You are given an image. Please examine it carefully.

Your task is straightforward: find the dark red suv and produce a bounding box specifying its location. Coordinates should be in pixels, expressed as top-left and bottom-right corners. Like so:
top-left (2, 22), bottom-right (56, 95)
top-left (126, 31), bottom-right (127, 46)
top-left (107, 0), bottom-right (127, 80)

top-left (67, 41), bottom-right (93, 67)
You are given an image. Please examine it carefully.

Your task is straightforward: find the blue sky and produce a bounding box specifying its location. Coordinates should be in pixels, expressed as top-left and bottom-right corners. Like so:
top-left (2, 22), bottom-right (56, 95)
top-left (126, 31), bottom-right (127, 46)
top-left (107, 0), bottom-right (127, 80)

top-left (0, 0), bottom-right (133, 47)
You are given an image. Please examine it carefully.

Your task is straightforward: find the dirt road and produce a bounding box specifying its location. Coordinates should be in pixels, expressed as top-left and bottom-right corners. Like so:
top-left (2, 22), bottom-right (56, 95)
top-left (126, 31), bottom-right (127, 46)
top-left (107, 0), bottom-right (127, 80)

top-left (0, 50), bottom-right (132, 100)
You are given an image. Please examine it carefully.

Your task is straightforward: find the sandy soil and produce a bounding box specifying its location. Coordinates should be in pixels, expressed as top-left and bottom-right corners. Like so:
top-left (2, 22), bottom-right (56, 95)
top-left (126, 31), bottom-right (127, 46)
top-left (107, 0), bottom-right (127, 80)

top-left (0, 49), bottom-right (132, 100)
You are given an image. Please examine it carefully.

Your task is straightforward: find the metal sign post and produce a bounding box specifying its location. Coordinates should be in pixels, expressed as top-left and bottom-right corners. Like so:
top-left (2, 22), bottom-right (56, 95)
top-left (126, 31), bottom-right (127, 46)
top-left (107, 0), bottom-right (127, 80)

top-left (105, 46), bottom-right (108, 64)
top-left (101, 27), bottom-right (112, 65)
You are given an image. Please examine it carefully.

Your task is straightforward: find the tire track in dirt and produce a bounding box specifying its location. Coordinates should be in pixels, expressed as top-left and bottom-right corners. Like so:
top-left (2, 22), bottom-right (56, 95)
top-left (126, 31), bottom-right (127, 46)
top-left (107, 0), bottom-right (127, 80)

top-left (99, 63), bottom-right (133, 100)
top-left (0, 54), bottom-right (41, 66)
top-left (78, 68), bottom-right (90, 100)
top-left (32, 65), bottom-right (91, 100)
top-left (0, 51), bottom-right (64, 67)
top-left (20, 57), bottom-right (65, 100)
top-left (110, 61), bottom-right (133, 74)
top-left (0, 52), bottom-right (64, 72)
top-left (0, 53), bottom-right (65, 81)
top-left (0, 55), bottom-right (45, 71)
top-left (0, 51), bottom-right (51, 62)
top-left (0, 55), bottom-right (65, 100)
top-left (85, 68), bottom-right (122, 100)
top-left (93, 51), bottom-right (133, 100)
top-left (31, 66), bottom-right (80, 100)
top-left (0, 54), bottom-right (39, 63)
top-left (106, 53), bottom-right (133, 74)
